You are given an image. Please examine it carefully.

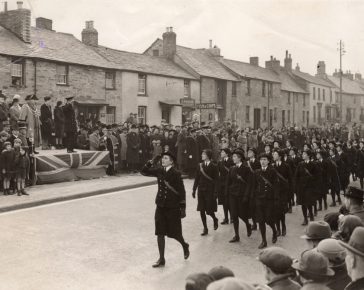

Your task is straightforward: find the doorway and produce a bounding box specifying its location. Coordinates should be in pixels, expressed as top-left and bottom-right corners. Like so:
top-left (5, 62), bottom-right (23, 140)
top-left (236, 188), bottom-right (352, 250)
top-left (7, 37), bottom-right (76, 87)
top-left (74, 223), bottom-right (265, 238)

top-left (253, 108), bottom-right (261, 129)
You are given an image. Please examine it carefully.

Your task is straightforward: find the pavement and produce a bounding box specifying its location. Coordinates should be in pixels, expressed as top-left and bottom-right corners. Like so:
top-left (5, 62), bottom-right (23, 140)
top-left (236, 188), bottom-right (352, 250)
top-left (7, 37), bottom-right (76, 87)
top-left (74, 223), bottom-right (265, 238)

top-left (0, 173), bottom-right (157, 213)
top-left (0, 179), bottom-right (339, 290)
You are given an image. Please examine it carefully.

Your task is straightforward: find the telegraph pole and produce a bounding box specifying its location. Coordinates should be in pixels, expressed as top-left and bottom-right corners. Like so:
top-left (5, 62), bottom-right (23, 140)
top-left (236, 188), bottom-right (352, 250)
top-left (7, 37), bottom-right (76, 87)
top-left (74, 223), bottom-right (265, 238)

top-left (338, 40), bottom-right (345, 122)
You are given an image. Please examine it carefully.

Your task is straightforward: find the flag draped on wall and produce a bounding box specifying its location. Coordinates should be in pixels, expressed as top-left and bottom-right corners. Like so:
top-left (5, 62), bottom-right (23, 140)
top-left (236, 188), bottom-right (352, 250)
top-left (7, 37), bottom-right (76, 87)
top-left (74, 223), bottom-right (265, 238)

top-left (34, 151), bottom-right (110, 184)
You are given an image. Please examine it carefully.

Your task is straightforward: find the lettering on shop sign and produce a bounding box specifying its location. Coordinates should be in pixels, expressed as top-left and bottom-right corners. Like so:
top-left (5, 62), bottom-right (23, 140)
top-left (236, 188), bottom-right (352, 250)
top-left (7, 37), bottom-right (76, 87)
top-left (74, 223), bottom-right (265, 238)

top-left (196, 103), bottom-right (216, 109)
top-left (180, 98), bottom-right (195, 108)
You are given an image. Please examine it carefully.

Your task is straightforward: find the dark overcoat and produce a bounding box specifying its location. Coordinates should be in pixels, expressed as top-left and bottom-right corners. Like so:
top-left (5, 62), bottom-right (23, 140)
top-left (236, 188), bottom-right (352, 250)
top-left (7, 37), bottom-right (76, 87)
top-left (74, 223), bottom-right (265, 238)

top-left (336, 152), bottom-right (350, 190)
top-left (196, 134), bottom-right (211, 159)
top-left (53, 106), bottom-right (65, 138)
top-left (294, 161), bottom-right (319, 206)
top-left (326, 157), bottom-right (341, 193)
top-left (193, 162), bottom-right (218, 214)
top-left (185, 136), bottom-right (199, 170)
top-left (356, 149), bottom-right (364, 178)
top-left (62, 103), bottom-right (77, 134)
top-left (272, 161), bottom-right (291, 214)
top-left (217, 157), bottom-right (234, 204)
top-left (126, 132), bottom-right (140, 164)
top-left (40, 103), bottom-right (53, 137)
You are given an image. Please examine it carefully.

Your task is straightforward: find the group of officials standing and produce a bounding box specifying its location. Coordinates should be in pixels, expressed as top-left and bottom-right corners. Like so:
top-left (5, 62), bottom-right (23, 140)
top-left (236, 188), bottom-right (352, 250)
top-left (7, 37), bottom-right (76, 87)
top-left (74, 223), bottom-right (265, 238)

top-left (141, 126), bottom-right (364, 268)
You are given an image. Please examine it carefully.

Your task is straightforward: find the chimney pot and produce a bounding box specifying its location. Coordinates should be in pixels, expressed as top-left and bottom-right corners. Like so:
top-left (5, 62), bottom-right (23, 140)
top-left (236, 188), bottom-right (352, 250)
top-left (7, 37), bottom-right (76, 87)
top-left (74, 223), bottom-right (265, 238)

top-left (16, 1), bottom-right (23, 9)
top-left (4, 1), bottom-right (7, 12)
top-left (82, 20), bottom-right (98, 46)
top-left (209, 39), bottom-right (212, 49)
top-left (286, 50), bottom-right (288, 57)
top-left (250, 57), bottom-right (259, 66)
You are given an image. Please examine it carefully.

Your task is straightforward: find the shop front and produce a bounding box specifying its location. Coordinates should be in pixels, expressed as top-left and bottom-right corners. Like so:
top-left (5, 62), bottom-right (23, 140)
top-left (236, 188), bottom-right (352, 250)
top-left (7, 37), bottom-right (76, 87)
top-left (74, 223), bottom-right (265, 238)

top-left (180, 98), bottom-right (196, 124)
top-left (74, 97), bottom-right (115, 126)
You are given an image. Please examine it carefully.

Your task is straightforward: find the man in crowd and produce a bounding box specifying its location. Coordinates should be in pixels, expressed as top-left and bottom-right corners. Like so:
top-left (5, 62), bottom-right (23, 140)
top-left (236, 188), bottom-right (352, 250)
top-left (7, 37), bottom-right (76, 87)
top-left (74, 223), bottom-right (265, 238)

top-left (343, 186), bottom-right (364, 222)
top-left (9, 95), bottom-right (21, 131)
top-left (40, 96), bottom-right (53, 150)
top-left (0, 92), bottom-right (8, 132)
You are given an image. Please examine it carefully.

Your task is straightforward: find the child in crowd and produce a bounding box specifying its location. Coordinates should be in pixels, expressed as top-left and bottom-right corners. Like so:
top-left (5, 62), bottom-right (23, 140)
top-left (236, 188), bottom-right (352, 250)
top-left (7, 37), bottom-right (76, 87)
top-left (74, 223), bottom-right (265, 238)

top-left (1, 141), bottom-right (15, 195)
top-left (14, 147), bottom-right (30, 196)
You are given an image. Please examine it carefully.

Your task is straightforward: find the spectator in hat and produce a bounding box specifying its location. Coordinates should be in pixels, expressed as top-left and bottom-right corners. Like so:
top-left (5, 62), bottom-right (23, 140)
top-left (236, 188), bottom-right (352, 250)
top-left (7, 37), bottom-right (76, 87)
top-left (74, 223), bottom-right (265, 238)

top-left (40, 96), bottom-right (53, 150)
top-left (207, 277), bottom-right (256, 290)
top-left (185, 273), bottom-right (214, 290)
top-left (207, 266), bottom-right (234, 282)
top-left (9, 95), bottom-right (21, 131)
top-left (292, 249), bottom-right (334, 290)
top-left (343, 186), bottom-right (364, 222)
top-left (324, 212), bottom-right (340, 232)
top-left (258, 247), bottom-right (300, 290)
top-left (300, 221), bottom-right (332, 248)
top-left (0, 92), bottom-right (8, 132)
top-left (317, 239), bottom-right (351, 290)
top-left (333, 215), bottom-right (364, 243)
top-left (76, 126), bottom-right (89, 150)
top-left (126, 124), bottom-right (140, 173)
top-left (19, 94), bottom-right (41, 153)
top-left (340, 227), bottom-right (364, 290)
top-left (119, 127), bottom-right (128, 170)
top-left (54, 101), bottom-right (65, 149)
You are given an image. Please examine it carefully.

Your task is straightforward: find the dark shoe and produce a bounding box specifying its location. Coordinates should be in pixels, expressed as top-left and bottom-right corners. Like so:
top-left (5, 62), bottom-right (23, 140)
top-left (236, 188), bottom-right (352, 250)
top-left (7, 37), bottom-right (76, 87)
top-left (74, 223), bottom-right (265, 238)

top-left (309, 215), bottom-right (314, 222)
top-left (277, 229), bottom-right (281, 237)
top-left (33, 151), bottom-right (39, 154)
top-left (183, 243), bottom-right (190, 260)
top-left (8, 190), bottom-right (15, 195)
top-left (67, 150), bottom-right (77, 153)
top-left (229, 236), bottom-right (240, 243)
top-left (17, 191), bottom-right (21, 196)
top-left (282, 226), bottom-right (287, 237)
top-left (247, 224), bottom-right (252, 237)
top-left (288, 207), bottom-right (292, 213)
top-left (338, 199), bottom-right (342, 205)
top-left (3, 189), bottom-right (8, 196)
top-left (318, 205), bottom-right (323, 211)
top-left (272, 233), bottom-right (277, 244)
top-left (21, 189), bottom-right (29, 196)
top-left (152, 259), bottom-right (165, 268)
top-left (324, 203), bottom-right (328, 210)
top-left (258, 241), bottom-right (267, 249)
top-left (221, 219), bottom-right (229, 225)
top-left (214, 218), bottom-right (218, 230)
top-left (330, 202), bottom-right (336, 207)
top-left (230, 219), bottom-right (234, 224)
top-left (201, 228), bottom-right (208, 236)
top-left (251, 223), bottom-right (257, 231)
top-left (302, 219), bottom-right (308, 226)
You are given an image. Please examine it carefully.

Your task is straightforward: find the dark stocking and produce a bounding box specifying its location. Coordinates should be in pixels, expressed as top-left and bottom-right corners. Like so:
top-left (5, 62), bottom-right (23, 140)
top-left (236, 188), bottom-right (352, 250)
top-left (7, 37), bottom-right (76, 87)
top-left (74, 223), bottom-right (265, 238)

top-left (157, 235), bottom-right (165, 261)
top-left (233, 217), bottom-right (239, 237)
top-left (223, 203), bottom-right (229, 220)
top-left (360, 178), bottom-right (364, 189)
top-left (259, 222), bottom-right (267, 243)
top-left (200, 211), bottom-right (207, 229)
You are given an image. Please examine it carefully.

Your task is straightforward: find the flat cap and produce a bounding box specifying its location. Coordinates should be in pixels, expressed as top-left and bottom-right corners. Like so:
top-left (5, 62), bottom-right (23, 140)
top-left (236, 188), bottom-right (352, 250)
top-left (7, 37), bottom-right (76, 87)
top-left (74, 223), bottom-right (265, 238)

top-left (208, 266), bottom-right (234, 281)
top-left (258, 247), bottom-right (293, 274)
top-left (207, 277), bottom-right (255, 290)
top-left (301, 221), bottom-right (331, 240)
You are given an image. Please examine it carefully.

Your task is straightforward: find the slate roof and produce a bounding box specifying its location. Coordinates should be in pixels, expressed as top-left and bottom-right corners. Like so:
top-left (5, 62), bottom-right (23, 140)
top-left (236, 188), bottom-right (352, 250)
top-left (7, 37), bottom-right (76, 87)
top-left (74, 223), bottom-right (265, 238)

top-left (93, 46), bottom-right (196, 79)
top-left (291, 70), bottom-right (335, 87)
top-left (176, 46), bottom-right (238, 81)
top-left (0, 26), bottom-right (196, 79)
top-left (276, 69), bottom-right (307, 93)
top-left (327, 76), bottom-right (364, 95)
top-left (220, 59), bottom-right (280, 83)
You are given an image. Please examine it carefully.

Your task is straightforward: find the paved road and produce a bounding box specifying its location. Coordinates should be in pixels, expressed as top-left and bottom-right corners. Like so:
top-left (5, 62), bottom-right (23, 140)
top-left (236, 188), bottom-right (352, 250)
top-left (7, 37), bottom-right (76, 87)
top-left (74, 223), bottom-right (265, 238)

top-left (0, 179), bottom-right (336, 290)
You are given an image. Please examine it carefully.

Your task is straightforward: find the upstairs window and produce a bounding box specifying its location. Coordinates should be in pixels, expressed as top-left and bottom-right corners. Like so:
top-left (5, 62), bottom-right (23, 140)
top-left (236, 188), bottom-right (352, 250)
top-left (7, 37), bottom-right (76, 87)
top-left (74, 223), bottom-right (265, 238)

top-left (268, 83), bottom-right (273, 98)
top-left (184, 80), bottom-right (190, 97)
top-left (246, 79), bottom-right (251, 96)
top-left (313, 87), bottom-right (316, 100)
top-left (138, 74), bottom-right (147, 95)
top-left (318, 88), bottom-right (321, 100)
top-left (262, 81), bottom-right (266, 97)
top-left (287, 93), bottom-right (291, 104)
top-left (152, 49), bottom-right (159, 56)
top-left (56, 64), bottom-right (69, 85)
top-left (105, 71), bottom-right (116, 89)
top-left (11, 61), bottom-right (25, 86)
top-left (246, 106), bottom-right (250, 122)
top-left (323, 89), bottom-right (326, 101)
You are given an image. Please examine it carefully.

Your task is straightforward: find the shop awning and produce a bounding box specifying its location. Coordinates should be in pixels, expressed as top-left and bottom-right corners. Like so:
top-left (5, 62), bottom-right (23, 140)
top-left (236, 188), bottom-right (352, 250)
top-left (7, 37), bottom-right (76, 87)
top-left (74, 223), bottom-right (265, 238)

top-left (159, 100), bottom-right (182, 107)
top-left (74, 97), bottom-right (108, 105)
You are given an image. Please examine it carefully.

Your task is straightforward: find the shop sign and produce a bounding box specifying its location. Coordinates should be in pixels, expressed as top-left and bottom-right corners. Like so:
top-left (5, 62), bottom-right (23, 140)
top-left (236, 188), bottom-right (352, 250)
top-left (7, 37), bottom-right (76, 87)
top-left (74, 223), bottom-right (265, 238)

top-left (180, 98), bottom-right (195, 108)
top-left (196, 103), bottom-right (216, 109)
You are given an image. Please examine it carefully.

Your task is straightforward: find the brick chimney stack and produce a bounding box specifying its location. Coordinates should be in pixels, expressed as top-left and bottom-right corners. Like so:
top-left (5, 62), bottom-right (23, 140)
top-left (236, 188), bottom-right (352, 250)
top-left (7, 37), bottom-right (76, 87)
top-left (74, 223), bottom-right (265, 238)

top-left (265, 56), bottom-right (280, 72)
top-left (36, 17), bottom-right (53, 30)
top-left (162, 27), bottom-right (176, 60)
top-left (316, 61), bottom-right (327, 78)
top-left (343, 70), bottom-right (354, 80)
top-left (249, 57), bottom-right (259, 66)
top-left (0, 1), bottom-right (31, 43)
top-left (82, 21), bottom-right (98, 46)
top-left (295, 63), bottom-right (300, 71)
top-left (284, 50), bottom-right (292, 71)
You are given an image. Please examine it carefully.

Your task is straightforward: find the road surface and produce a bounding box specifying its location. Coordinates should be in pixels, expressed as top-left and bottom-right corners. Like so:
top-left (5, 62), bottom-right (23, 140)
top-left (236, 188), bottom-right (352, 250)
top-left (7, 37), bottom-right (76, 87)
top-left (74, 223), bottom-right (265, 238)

top-left (0, 179), bottom-right (334, 290)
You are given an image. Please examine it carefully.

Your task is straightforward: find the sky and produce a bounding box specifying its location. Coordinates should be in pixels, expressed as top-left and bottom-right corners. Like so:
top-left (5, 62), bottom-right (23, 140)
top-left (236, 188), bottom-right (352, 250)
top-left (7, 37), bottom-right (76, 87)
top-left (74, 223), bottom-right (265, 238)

top-left (12, 0), bottom-right (364, 75)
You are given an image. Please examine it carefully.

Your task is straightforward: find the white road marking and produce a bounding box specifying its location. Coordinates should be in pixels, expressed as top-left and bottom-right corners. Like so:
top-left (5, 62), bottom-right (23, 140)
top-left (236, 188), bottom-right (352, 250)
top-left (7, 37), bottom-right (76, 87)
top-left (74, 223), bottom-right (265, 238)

top-left (0, 184), bottom-right (157, 216)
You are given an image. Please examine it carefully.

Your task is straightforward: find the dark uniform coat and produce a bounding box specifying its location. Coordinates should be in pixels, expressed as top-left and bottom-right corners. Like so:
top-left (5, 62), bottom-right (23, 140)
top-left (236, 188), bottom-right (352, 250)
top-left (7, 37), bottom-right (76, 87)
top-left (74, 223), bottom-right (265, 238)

top-left (185, 135), bottom-right (199, 170)
top-left (356, 149), bottom-right (364, 179)
top-left (196, 134), bottom-right (211, 160)
top-left (141, 163), bottom-right (186, 238)
top-left (62, 103), bottom-right (77, 134)
top-left (226, 164), bottom-right (254, 221)
top-left (272, 161), bottom-right (291, 215)
top-left (327, 156), bottom-right (341, 194)
top-left (139, 132), bottom-right (151, 165)
top-left (316, 159), bottom-right (330, 197)
top-left (40, 103), bottom-right (53, 138)
top-left (253, 166), bottom-right (279, 224)
top-left (294, 160), bottom-right (319, 206)
top-left (246, 158), bottom-right (261, 172)
top-left (217, 157), bottom-right (234, 205)
top-left (345, 146), bottom-right (357, 176)
top-left (193, 162), bottom-right (218, 214)
top-left (53, 106), bottom-right (65, 138)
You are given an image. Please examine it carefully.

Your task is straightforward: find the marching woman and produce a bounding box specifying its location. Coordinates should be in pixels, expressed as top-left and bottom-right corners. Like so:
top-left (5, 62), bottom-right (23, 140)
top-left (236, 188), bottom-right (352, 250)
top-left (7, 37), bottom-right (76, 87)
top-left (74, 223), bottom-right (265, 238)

top-left (294, 150), bottom-right (319, 225)
top-left (141, 152), bottom-right (189, 268)
top-left (217, 148), bottom-right (234, 225)
top-left (253, 153), bottom-right (279, 249)
top-left (226, 148), bottom-right (254, 242)
top-left (272, 149), bottom-right (291, 237)
top-left (192, 149), bottom-right (219, 236)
